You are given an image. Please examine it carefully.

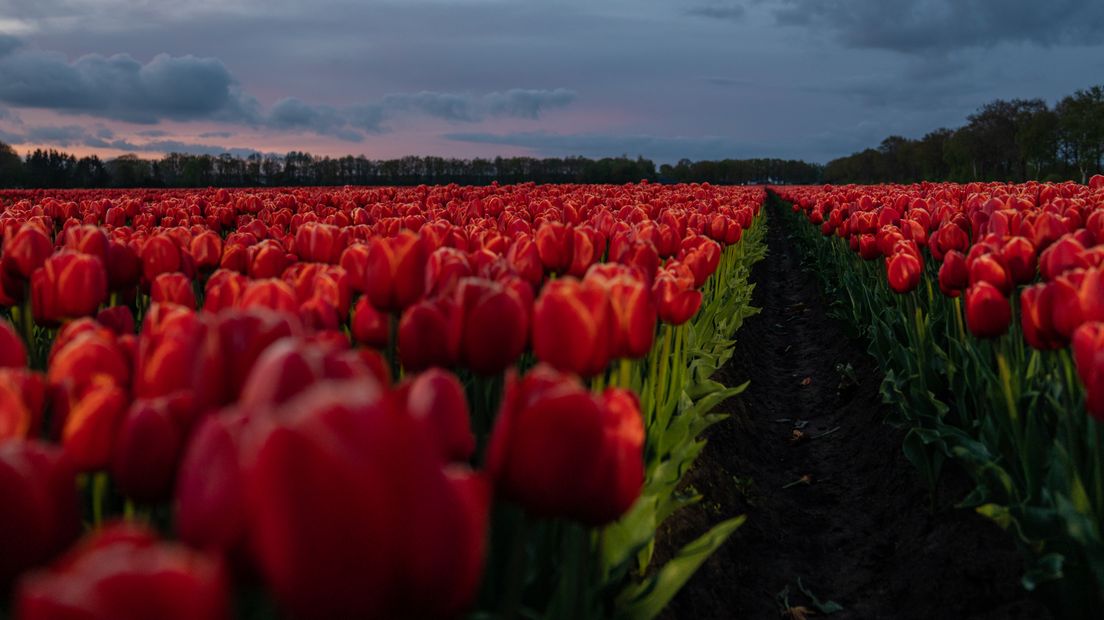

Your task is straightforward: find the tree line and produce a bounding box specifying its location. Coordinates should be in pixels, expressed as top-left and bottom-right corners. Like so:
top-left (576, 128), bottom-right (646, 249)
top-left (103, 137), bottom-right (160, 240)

top-left (823, 85), bottom-right (1104, 184)
top-left (0, 145), bottom-right (825, 188)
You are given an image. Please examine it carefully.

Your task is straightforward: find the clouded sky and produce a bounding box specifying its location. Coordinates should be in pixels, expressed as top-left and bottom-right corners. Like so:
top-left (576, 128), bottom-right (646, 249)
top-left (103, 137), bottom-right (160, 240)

top-left (0, 0), bottom-right (1101, 164)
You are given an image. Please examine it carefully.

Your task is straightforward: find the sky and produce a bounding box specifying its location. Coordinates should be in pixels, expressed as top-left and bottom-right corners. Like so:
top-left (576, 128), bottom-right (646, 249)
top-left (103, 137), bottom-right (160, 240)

top-left (0, 0), bottom-right (1102, 164)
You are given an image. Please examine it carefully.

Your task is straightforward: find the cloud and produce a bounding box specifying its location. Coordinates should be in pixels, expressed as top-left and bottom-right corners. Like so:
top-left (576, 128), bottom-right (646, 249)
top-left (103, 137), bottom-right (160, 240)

top-left (0, 45), bottom-right (258, 123)
top-left (0, 33), bottom-right (23, 56)
top-left (444, 131), bottom-right (768, 163)
top-left (686, 4), bottom-right (746, 21)
top-left (267, 97), bottom-right (365, 142)
top-left (382, 89), bottom-right (577, 123)
top-left (748, 0), bottom-right (1104, 53)
top-left (198, 130), bottom-right (232, 138)
top-left (136, 129), bottom-right (171, 137)
top-left (0, 123), bottom-right (260, 156)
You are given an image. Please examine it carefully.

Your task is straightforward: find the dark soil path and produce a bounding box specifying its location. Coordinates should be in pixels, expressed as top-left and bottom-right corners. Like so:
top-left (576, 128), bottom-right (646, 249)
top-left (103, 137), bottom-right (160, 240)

top-left (657, 201), bottom-right (1050, 619)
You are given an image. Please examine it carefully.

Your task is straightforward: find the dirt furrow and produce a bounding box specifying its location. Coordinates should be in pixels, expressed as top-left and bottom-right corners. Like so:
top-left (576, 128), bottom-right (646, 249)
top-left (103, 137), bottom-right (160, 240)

top-left (657, 205), bottom-right (1049, 619)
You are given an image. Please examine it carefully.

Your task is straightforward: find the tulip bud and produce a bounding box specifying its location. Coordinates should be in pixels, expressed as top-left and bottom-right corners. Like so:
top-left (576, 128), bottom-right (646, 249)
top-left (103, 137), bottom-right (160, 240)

top-left (886, 250), bottom-right (922, 294)
top-left (0, 317), bottom-right (26, 368)
top-left (486, 365), bottom-right (644, 525)
top-left (0, 441), bottom-right (80, 590)
top-left (965, 282), bottom-right (1011, 339)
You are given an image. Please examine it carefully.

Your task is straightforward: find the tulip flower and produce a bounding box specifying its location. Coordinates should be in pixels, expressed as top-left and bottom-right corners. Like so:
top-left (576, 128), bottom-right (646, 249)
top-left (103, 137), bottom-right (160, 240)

top-left (1073, 322), bottom-right (1104, 420)
top-left (14, 523), bottom-right (231, 620)
top-left (1021, 284), bottom-right (1064, 350)
top-left (456, 277), bottom-right (529, 375)
top-left (532, 277), bottom-right (614, 377)
top-left (0, 317), bottom-right (26, 368)
top-left (486, 364), bottom-right (645, 525)
top-left (190, 231), bottom-right (223, 272)
top-left (151, 272), bottom-right (197, 308)
top-left (295, 222), bottom-right (347, 264)
top-left (398, 296), bottom-right (462, 372)
top-left (965, 281), bottom-right (1011, 339)
top-left (394, 368), bottom-right (475, 462)
top-left (111, 396), bottom-right (189, 502)
top-left (0, 440), bottom-right (80, 590)
top-left (245, 380), bottom-right (489, 619)
top-left (938, 250), bottom-right (969, 297)
top-left (361, 231), bottom-right (428, 313)
top-left (3, 223), bottom-right (52, 282)
top-left (0, 368), bottom-right (45, 440)
top-left (32, 250), bottom-right (108, 323)
top-left (886, 250), bottom-right (922, 294)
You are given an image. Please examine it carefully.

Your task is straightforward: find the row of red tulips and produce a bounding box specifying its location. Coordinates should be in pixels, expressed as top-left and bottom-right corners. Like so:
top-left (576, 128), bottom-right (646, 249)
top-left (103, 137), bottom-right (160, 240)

top-left (776, 177), bottom-right (1104, 616)
top-left (0, 183), bottom-right (765, 619)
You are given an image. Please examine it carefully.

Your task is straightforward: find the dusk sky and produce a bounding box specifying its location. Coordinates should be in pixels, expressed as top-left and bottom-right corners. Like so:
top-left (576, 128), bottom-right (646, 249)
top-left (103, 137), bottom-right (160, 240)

top-left (0, 0), bottom-right (1102, 164)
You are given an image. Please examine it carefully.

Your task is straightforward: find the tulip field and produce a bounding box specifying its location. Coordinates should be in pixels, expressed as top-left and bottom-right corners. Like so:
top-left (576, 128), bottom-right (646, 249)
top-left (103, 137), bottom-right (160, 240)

top-left (777, 177), bottom-right (1104, 617)
top-left (0, 183), bottom-right (767, 619)
top-left (3, 177), bottom-right (1104, 618)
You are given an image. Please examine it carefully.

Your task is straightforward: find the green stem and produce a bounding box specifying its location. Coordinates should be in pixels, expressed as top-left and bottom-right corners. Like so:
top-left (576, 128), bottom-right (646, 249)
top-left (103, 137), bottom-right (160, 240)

top-left (92, 472), bottom-right (109, 527)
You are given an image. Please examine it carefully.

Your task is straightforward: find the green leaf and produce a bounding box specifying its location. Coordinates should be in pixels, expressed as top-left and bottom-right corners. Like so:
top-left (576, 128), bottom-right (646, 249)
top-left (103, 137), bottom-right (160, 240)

top-left (615, 516), bottom-right (746, 620)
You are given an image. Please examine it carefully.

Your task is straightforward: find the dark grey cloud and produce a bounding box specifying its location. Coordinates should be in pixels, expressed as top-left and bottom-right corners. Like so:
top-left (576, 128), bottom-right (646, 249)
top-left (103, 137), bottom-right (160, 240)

top-left (136, 129), bottom-right (171, 137)
top-left (0, 46), bottom-right (258, 123)
top-left (0, 34), bottom-right (23, 57)
top-left (198, 130), bottom-right (232, 138)
top-left (687, 4), bottom-right (746, 21)
top-left (742, 0), bottom-right (1104, 53)
top-left (267, 97), bottom-right (365, 142)
top-left (382, 89), bottom-right (576, 123)
top-left (0, 122), bottom-right (261, 156)
top-left (444, 131), bottom-right (776, 163)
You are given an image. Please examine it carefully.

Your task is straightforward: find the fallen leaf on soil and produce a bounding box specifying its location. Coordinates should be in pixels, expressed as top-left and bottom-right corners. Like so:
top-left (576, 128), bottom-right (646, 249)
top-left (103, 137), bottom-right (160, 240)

top-left (801, 376), bottom-right (812, 386)
top-left (789, 429), bottom-right (807, 444)
top-left (782, 606), bottom-right (816, 620)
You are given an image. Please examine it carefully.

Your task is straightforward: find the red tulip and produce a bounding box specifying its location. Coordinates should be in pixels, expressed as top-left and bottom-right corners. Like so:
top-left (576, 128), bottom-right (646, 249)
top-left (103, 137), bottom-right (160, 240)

top-left (1039, 235), bottom-right (1087, 281)
top-left (202, 269), bottom-right (249, 312)
top-left (886, 250), bottom-right (922, 294)
top-left (141, 234), bottom-right (192, 284)
top-left (1073, 322), bottom-right (1104, 420)
top-left (3, 223), bottom-right (52, 281)
top-left (1001, 236), bottom-right (1037, 284)
top-left (398, 296), bottom-right (462, 372)
top-left (0, 317), bottom-right (26, 368)
top-left (653, 269), bottom-right (702, 325)
top-left (14, 523), bottom-right (231, 620)
top-left (968, 253), bottom-right (1012, 295)
top-left (190, 231), bottom-right (223, 272)
top-left (532, 277), bottom-right (613, 377)
top-left (247, 240), bottom-right (289, 279)
top-left (32, 250), bottom-right (108, 323)
top-left (151, 272), bottom-right (197, 308)
top-left (535, 221), bottom-right (573, 274)
top-left (938, 250), bottom-right (969, 297)
top-left (486, 364), bottom-right (644, 525)
top-left (174, 411), bottom-right (251, 554)
top-left (111, 396), bottom-right (189, 502)
top-left (0, 440), bottom-right (80, 590)
top-left (456, 277), bottom-right (529, 375)
top-left (61, 382), bottom-right (129, 471)
top-left (239, 279), bottom-right (299, 315)
top-left (215, 308), bottom-right (302, 401)
top-left (136, 304), bottom-right (223, 416)
top-left (1021, 284), bottom-right (1064, 350)
top-left (0, 368), bottom-right (45, 440)
top-left (965, 282), bottom-right (1011, 339)
top-left (295, 222), bottom-right (347, 264)
top-left (586, 264), bottom-right (657, 358)
top-left (394, 368), bottom-right (475, 463)
top-left (245, 380), bottom-right (489, 619)
top-left (360, 231), bottom-right (428, 313)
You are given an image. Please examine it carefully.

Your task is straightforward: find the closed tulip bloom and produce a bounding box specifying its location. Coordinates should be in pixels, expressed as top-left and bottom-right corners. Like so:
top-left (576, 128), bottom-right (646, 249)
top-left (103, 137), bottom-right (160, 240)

top-left (532, 278), bottom-right (614, 377)
top-left (535, 221), bottom-right (573, 274)
top-left (32, 250), bottom-right (108, 322)
top-left (174, 411), bottom-right (251, 554)
top-left (295, 222), bottom-right (347, 264)
top-left (1038, 235), bottom-right (1087, 281)
top-left (106, 240), bottom-right (141, 292)
top-left (395, 368), bottom-right (475, 463)
top-left (14, 523), bottom-right (231, 620)
top-left (968, 253), bottom-right (1013, 295)
top-left (247, 240), bottom-right (289, 280)
top-left (398, 297), bottom-right (462, 372)
top-left (938, 250), bottom-right (969, 297)
top-left (61, 382), bottom-right (129, 471)
top-left (111, 396), bottom-right (189, 503)
top-left (586, 265), bottom-right (657, 359)
top-left (965, 282), bottom-right (1011, 339)
top-left (4, 223), bottom-right (52, 281)
top-left (141, 234), bottom-right (186, 284)
top-left (486, 365), bottom-right (645, 525)
top-left (351, 296), bottom-right (390, 348)
top-left (238, 279), bottom-right (299, 315)
top-left (456, 277), bottom-right (529, 375)
top-left (151, 272), bottom-right (197, 308)
top-left (0, 369), bottom-right (45, 440)
top-left (1001, 237), bottom-right (1037, 284)
top-left (886, 250), bottom-right (922, 294)
top-left (245, 381), bottom-right (490, 619)
top-left (653, 272), bottom-right (702, 325)
top-left (62, 225), bottom-right (109, 263)
top-left (362, 231), bottom-right (428, 313)
top-left (47, 331), bottom-right (131, 398)
top-left (0, 317), bottom-right (26, 368)
top-left (136, 304), bottom-right (223, 416)
top-left (0, 441), bottom-right (80, 591)
top-left (1074, 322), bottom-right (1104, 419)
top-left (202, 269), bottom-right (249, 313)
top-left (190, 231), bottom-right (223, 272)
top-left (1021, 284), bottom-right (1064, 350)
